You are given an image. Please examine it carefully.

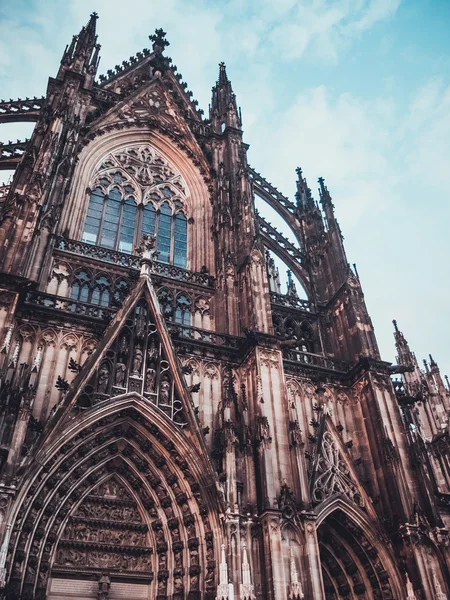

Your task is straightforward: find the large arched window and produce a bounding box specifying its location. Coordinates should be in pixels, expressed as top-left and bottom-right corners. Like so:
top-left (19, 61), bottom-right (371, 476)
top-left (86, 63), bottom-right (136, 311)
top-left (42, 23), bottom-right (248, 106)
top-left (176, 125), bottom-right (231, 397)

top-left (81, 145), bottom-right (189, 267)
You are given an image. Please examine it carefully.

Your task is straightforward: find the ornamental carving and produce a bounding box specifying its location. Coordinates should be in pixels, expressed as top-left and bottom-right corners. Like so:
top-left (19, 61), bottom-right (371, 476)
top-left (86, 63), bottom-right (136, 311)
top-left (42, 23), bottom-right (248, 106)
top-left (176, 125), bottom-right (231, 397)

top-left (94, 144), bottom-right (188, 208)
top-left (312, 432), bottom-right (363, 506)
top-left (54, 476), bottom-right (153, 575)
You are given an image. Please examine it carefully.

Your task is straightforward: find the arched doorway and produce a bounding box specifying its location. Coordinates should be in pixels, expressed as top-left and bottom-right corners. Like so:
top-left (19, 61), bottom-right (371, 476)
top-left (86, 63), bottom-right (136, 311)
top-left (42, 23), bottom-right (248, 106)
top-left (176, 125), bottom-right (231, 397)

top-left (5, 399), bottom-right (221, 599)
top-left (317, 508), bottom-right (399, 600)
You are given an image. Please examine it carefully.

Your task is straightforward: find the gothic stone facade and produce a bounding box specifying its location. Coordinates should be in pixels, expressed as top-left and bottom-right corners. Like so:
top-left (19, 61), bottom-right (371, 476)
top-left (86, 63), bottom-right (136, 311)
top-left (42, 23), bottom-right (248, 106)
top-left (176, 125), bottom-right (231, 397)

top-left (0, 13), bottom-right (449, 600)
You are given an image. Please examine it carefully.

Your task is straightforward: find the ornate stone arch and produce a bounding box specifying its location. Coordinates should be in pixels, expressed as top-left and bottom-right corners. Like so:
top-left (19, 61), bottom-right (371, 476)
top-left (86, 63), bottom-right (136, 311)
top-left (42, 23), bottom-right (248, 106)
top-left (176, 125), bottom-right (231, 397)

top-left (5, 394), bottom-right (223, 599)
top-left (61, 127), bottom-right (214, 274)
top-left (315, 497), bottom-right (403, 599)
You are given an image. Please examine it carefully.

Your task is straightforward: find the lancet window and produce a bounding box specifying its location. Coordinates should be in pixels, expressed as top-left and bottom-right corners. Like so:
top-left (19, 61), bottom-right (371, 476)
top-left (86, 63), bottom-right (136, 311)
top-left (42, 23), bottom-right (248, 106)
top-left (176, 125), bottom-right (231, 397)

top-left (81, 145), bottom-right (189, 267)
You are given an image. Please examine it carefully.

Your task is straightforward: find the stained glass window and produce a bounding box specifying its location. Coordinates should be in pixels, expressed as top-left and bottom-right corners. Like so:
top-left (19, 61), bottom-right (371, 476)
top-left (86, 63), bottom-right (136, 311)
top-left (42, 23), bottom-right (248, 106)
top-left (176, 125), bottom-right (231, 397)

top-left (82, 146), bottom-right (189, 266)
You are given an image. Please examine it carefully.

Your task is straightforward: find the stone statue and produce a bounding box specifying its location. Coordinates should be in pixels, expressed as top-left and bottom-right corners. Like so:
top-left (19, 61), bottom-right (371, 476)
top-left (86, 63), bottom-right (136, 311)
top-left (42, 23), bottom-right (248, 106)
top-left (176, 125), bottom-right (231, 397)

top-left (115, 362), bottom-right (126, 387)
top-left (98, 572), bottom-right (111, 600)
top-left (159, 378), bottom-right (171, 405)
top-left (132, 346), bottom-right (143, 375)
top-left (145, 366), bottom-right (156, 393)
top-left (97, 365), bottom-right (109, 394)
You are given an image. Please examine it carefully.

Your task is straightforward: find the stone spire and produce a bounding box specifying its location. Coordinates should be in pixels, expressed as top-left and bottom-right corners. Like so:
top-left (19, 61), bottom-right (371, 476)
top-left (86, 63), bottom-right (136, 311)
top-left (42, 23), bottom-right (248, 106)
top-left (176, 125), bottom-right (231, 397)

top-left (216, 544), bottom-right (234, 600)
top-left (405, 573), bottom-right (417, 600)
top-left (433, 571), bottom-right (447, 600)
top-left (288, 549), bottom-right (304, 600)
top-left (210, 62), bottom-right (242, 132)
top-left (240, 544), bottom-right (256, 600)
top-left (295, 167), bottom-right (314, 213)
top-left (59, 12), bottom-right (101, 77)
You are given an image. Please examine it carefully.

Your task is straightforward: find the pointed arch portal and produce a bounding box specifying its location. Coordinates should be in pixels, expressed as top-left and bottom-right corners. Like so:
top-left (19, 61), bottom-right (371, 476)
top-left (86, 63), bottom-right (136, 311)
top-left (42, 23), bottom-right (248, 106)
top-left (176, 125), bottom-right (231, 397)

top-left (316, 505), bottom-right (401, 600)
top-left (5, 397), bottom-right (221, 600)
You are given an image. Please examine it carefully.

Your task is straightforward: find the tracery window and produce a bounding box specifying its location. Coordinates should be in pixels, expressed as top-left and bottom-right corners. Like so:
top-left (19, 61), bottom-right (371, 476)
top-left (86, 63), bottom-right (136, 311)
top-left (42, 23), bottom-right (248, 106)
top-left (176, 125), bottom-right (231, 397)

top-left (81, 145), bottom-right (189, 268)
top-left (70, 270), bottom-right (90, 303)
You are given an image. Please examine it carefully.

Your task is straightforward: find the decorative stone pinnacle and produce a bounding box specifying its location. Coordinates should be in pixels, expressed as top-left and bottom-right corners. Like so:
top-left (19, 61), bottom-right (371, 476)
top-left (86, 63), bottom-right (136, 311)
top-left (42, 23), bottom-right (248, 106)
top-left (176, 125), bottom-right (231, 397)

top-left (405, 573), bottom-right (417, 600)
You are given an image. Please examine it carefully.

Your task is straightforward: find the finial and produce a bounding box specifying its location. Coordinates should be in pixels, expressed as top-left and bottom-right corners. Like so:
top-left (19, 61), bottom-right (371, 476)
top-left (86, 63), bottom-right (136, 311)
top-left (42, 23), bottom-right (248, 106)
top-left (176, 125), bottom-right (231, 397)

top-left (90, 11), bottom-right (98, 19)
top-left (393, 319), bottom-right (399, 332)
top-left (149, 28), bottom-right (170, 52)
top-left (429, 354), bottom-right (437, 368)
top-left (405, 572), bottom-right (417, 600)
top-left (218, 62), bottom-right (229, 85)
top-left (445, 375), bottom-right (450, 390)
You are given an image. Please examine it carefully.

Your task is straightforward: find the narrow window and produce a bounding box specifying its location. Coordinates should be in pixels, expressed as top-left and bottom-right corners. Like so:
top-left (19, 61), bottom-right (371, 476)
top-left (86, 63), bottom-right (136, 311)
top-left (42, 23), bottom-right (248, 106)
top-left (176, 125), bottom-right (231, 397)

top-left (100, 187), bottom-right (121, 249)
top-left (82, 188), bottom-right (104, 245)
top-left (173, 212), bottom-right (187, 268)
top-left (142, 203), bottom-right (156, 236)
top-left (118, 197), bottom-right (137, 254)
top-left (157, 202), bottom-right (172, 264)
top-left (175, 294), bottom-right (191, 325)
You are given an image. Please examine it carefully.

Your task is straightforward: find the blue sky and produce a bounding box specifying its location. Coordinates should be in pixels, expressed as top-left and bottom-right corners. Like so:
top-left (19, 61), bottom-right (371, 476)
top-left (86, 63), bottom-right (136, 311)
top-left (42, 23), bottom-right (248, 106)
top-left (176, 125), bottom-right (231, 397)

top-left (1, 0), bottom-right (449, 374)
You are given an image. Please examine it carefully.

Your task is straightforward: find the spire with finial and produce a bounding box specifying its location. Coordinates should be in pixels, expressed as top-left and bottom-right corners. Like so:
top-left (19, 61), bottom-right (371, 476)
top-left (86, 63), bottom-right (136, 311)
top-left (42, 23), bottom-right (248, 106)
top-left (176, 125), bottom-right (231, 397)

top-left (288, 547), bottom-right (304, 600)
top-left (210, 62), bottom-right (241, 132)
top-left (286, 270), bottom-right (299, 300)
top-left (393, 320), bottom-right (417, 368)
top-left (433, 570), bottom-right (448, 600)
top-left (295, 167), bottom-right (314, 212)
top-left (59, 12), bottom-right (101, 78)
top-left (216, 544), bottom-right (233, 600)
top-left (318, 176), bottom-right (333, 208)
top-left (240, 544), bottom-right (256, 600)
top-left (405, 573), bottom-right (417, 600)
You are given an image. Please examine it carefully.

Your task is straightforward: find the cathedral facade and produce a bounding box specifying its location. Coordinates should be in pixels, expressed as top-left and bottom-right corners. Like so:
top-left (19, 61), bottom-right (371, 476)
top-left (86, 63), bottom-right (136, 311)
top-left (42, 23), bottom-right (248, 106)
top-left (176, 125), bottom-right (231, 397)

top-left (0, 13), bottom-right (449, 600)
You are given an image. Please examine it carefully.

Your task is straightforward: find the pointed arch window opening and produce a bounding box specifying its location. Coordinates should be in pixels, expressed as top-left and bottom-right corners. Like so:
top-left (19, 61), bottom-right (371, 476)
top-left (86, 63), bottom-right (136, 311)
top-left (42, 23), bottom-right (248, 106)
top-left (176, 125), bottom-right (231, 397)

top-left (81, 145), bottom-right (189, 268)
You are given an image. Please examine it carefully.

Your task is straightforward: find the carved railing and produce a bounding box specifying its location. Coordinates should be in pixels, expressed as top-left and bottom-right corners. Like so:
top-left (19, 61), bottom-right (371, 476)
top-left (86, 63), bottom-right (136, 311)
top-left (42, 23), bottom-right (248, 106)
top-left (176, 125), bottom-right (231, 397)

top-left (0, 140), bottom-right (29, 170)
top-left (55, 238), bottom-right (215, 288)
top-left (23, 290), bottom-right (115, 322)
top-left (249, 167), bottom-right (297, 214)
top-left (55, 237), bottom-right (141, 268)
top-left (270, 291), bottom-right (314, 313)
top-left (152, 262), bottom-right (215, 288)
top-left (0, 97), bottom-right (44, 124)
top-left (283, 348), bottom-right (350, 374)
top-left (167, 323), bottom-right (243, 351)
top-left (257, 213), bottom-right (305, 264)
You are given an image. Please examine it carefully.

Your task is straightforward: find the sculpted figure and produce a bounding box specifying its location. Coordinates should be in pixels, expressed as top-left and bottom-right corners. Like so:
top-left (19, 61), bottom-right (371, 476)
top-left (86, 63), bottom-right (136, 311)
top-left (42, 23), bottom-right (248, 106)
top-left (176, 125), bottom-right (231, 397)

top-left (115, 362), bottom-right (126, 387)
top-left (145, 366), bottom-right (156, 393)
top-left (159, 378), bottom-right (171, 405)
top-left (98, 365), bottom-right (110, 394)
top-left (132, 346), bottom-right (143, 375)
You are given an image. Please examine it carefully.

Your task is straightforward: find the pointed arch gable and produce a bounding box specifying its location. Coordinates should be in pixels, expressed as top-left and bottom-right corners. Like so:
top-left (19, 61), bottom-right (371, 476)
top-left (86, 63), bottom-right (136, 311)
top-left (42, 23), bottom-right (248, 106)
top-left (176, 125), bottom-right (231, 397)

top-left (315, 500), bottom-right (404, 600)
top-left (6, 395), bottom-right (222, 598)
top-left (309, 414), bottom-right (377, 519)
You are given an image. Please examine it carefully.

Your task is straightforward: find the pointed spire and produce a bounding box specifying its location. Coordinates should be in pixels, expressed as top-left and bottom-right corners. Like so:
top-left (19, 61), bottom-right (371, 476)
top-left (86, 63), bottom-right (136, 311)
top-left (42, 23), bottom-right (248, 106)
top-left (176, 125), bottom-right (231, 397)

top-left (216, 544), bottom-right (234, 600)
top-left (433, 570), bottom-right (447, 600)
top-left (429, 354), bottom-right (437, 368)
top-left (59, 12), bottom-right (100, 78)
top-left (318, 176), bottom-right (333, 208)
top-left (405, 573), bottom-right (417, 600)
top-left (241, 544), bottom-right (256, 600)
top-left (288, 547), bottom-right (304, 600)
top-left (210, 62), bottom-right (241, 131)
top-left (393, 319), bottom-right (417, 368)
top-left (286, 270), bottom-right (299, 300)
top-left (295, 167), bottom-right (314, 212)
top-left (219, 62), bottom-right (229, 86)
